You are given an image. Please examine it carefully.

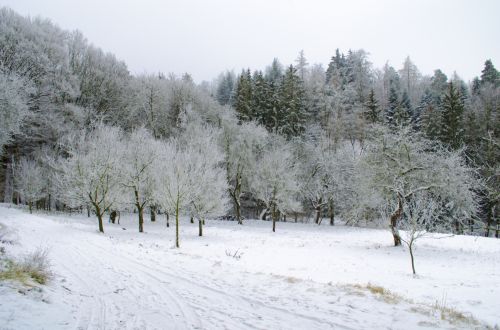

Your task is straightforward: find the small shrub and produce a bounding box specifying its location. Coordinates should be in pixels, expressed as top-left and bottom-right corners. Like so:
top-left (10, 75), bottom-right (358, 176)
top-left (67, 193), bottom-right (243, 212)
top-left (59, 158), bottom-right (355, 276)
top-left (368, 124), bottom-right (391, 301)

top-left (0, 248), bottom-right (52, 285)
top-left (433, 299), bottom-right (479, 326)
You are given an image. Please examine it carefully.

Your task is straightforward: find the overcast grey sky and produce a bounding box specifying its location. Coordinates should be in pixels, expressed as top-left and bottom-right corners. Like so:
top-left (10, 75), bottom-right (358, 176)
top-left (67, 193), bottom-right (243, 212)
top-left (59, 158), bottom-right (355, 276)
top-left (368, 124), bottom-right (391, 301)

top-left (1, 0), bottom-right (499, 83)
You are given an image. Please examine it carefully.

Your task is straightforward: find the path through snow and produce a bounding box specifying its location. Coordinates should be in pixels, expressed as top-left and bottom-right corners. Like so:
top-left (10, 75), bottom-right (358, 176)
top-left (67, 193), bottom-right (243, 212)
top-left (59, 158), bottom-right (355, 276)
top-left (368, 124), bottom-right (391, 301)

top-left (0, 206), bottom-right (498, 329)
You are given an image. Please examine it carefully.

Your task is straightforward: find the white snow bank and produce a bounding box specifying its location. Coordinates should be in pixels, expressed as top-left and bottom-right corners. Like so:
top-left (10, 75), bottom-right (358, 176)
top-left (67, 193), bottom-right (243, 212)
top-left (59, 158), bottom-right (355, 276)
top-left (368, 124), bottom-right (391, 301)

top-left (0, 205), bottom-right (498, 329)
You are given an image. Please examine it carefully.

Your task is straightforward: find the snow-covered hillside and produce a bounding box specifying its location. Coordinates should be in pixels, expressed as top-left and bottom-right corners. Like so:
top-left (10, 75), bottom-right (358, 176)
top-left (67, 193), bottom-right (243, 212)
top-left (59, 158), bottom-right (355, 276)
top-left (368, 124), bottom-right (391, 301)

top-left (0, 205), bottom-right (498, 329)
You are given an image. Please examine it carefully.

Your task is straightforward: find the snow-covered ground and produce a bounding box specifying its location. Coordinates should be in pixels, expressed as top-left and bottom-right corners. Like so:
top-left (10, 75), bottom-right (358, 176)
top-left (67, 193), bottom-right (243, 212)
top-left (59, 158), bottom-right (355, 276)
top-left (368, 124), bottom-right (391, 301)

top-left (0, 205), bottom-right (499, 329)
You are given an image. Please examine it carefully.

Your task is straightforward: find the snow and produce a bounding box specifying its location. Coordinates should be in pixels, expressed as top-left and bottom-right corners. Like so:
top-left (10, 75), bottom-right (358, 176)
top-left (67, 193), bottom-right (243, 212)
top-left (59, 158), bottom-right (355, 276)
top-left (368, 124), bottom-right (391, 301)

top-left (0, 205), bottom-right (499, 329)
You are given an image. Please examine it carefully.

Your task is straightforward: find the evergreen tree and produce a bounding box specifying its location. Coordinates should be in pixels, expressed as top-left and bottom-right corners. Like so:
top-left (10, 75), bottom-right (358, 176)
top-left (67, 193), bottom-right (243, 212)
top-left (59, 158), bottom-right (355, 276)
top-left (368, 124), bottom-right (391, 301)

top-left (278, 65), bottom-right (307, 137)
top-left (364, 88), bottom-right (380, 124)
top-left (471, 77), bottom-right (481, 96)
top-left (480, 59), bottom-right (499, 87)
top-left (295, 50), bottom-right (309, 81)
top-left (251, 71), bottom-right (272, 128)
top-left (417, 90), bottom-right (441, 139)
top-left (216, 71), bottom-right (235, 105)
top-left (326, 49), bottom-right (348, 88)
top-left (265, 58), bottom-right (284, 85)
top-left (233, 69), bottom-right (253, 121)
top-left (440, 82), bottom-right (465, 149)
top-left (393, 90), bottom-right (412, 126)
top-left (385, 85), bottom-right (399, 126)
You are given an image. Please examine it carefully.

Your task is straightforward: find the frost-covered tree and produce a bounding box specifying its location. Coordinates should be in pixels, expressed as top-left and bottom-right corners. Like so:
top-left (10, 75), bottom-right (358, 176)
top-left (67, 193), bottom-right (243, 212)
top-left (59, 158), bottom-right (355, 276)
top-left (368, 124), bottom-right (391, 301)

top-left (358, 126), bottom-right (478, 245)
top-left (156, 122), bottom-right (228, 246)
top-left (128, 74), bottom-right (171, 138)
top-left (250, 137), bottom-right (301, 232)
top-left (216, 71), bottom-right (236, 106)
top-left (387, 194), bottom-right (439, 275)
top-left (121, 128), bottom-right (161, 233)
top-left (221, 119), bottom-right (268, 224)
top-left (56, 125), bottom-right (124, 233)
top-left (399, 56), bottom-right (422, 106)
top-left (295, 50), bottom-right (309, 81)
top-left (0, 71), bottom-right (32, 151)
top-left (15, 158), bottom-right (44, 213)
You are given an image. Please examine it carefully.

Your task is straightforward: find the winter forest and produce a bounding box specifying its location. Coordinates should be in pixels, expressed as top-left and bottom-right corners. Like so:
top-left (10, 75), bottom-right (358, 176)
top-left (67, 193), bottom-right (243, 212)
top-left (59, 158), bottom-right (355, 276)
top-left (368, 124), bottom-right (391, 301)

top-left (0, 5), bottom-right (499, 329)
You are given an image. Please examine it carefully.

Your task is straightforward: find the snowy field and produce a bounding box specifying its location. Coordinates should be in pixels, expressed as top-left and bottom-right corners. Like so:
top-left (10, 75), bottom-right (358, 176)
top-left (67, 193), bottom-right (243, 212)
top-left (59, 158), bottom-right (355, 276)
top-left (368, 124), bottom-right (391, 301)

top-left (0, 205), bottom-right (499, 330)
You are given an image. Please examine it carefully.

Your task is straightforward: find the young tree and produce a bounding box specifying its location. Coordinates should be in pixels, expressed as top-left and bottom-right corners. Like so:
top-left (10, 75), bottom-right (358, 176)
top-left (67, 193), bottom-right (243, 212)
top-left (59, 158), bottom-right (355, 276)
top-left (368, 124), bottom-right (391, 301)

top-left (391, 194), bottom-right (439, 275)
top-left (156, 122), bottom-right (228, 247)
top-left (250, 137), bottom-right (301, 232)
top-left (221, 119), bottom-right (268, 224)
top-left (364, 88), bottom-right (380, 124)
top-left (121, 128), bottom-right (161, 233)
top-left (15, 158), bottom-right (44, 213)
top-left (57, 125), bottom-right (124, 233)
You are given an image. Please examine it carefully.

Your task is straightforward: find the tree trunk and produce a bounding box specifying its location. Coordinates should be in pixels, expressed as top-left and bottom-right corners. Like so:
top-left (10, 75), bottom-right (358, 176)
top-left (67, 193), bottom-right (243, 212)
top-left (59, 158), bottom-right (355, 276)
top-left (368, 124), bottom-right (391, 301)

top-left (409, 241), bottom-right (416, 275)
top-left (199, 219), bottom-right (203, 237)
top-left (134, 190), bottom-right (144, 233)
top-left (232, 174), bottom-right (243, 225)
top-left (485, 205), bottom-right (492, 237)
top-left (137, 205), bottom-right (144, 233)
top-left (175, 196), bottom-right (180, 248)
top-left (496, 217), bottom-right (499, 239)
top-left (272, 204), bottom-right (277, 233)
top-left (96, 209), bottom-right (104, 233)
top-left (329, 199), bottom-right (334, 226)
top-left (314, 198), bottom-right (322, 224)
top-left (165, 212), bottom-right (170, 228)
top-left (151, 205), bottom-right (156, 222)
top-left (29, 201), bottom-right (32, 214)
top-left (190, 216), bottom-right (194, 224)
top-left (87, 206), bottom-right (90, 217)
top-left (390, 195), bottom-right (403, 246)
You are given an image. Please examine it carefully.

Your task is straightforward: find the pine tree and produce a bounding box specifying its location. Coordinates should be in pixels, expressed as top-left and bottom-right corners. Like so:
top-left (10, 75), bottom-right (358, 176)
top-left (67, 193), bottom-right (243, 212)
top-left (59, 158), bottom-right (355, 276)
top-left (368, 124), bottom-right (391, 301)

top-left (417, 90), bottom-right (441, 139)
top-left (216, 71), bottom-right (235, 105)
top-left (480, 59), bottom-right (499, 87)
top-left (385, 85), bottom-right (399, 126)
top-left (393, 90), bottom-right (412, 126)
top-left (251, 71), bottom-right (272, 128)
top-left (295, 50), bottom-right (309, 81)
top-left (265, 58), bottom-right (284, 85)
top-left (233, 69), bottom-right (253, 121)
top-left (364, 88), bottom-right (380, 124)
top-left (440, 82), bottom-right (465, 149)
top-left (471, 77), bottom-right (481, 96)
top-left (278, 65), bottom-right (307, 138)
top-left (430, 69), bottom-right (448, 96)
top-left (326, 49), bottom-right (348, 88)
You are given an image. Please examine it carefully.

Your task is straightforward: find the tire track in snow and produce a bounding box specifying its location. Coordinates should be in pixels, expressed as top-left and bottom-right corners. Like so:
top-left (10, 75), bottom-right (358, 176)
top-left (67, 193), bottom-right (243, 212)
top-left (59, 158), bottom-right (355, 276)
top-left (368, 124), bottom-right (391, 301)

top-left (65, 236), bottom-right (203, 330)
top-left (83, 239), bottom-right (353, 330)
